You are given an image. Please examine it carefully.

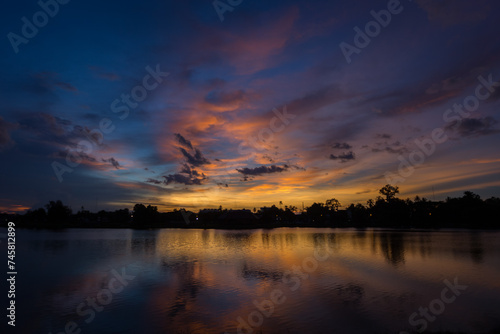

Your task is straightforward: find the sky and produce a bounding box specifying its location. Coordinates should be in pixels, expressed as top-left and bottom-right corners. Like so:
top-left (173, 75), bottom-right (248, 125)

top-left (1, 0), bottom-right (500, 213)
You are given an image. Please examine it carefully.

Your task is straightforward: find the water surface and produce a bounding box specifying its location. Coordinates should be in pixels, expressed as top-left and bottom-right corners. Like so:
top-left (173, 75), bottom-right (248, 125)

top-left (4, 228), bottom-right (500, 333)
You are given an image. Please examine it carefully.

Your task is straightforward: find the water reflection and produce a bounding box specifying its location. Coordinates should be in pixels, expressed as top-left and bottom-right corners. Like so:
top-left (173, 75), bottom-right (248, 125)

top-left (8, 228), bottom-right (500, 334)
top-left (378, 232), bottom-right (406, 266)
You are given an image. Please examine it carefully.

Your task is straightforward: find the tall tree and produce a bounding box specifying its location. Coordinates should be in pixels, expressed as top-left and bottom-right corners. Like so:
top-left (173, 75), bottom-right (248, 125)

top-left (379, 184), bottom-right (399, 201)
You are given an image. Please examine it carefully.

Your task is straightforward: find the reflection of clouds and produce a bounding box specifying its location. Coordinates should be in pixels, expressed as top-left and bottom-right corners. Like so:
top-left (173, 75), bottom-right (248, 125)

top-left (241, 262), bottom-right (283, 282)
top-left (333, 283), bottom-right (365, 307)
top-left (12, 229), bottom-right (500, 333)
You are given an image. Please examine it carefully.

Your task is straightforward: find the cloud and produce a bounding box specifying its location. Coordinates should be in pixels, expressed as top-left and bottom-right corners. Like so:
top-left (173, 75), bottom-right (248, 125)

top-left (147, 163), bottom-right (207, 186)
top-left (415, 0), bottom-right (491, 26)
top-left (332, 142), bottom-right (352, 150)
top-left (174, 133), bottom-right (193, 150)
top-left (146, 178), bottom-right (162, 185)
top-left (89, 66), bottom-right (120, 81)
top-left (102, 157), bottom-right (121, 169)
top-left (147, 170), bottom-right (207, 186)
top-left (54, 81), bottom-right (78, 92)
top-left (376, 134), bottom-right (392, 139)
top-left (0, 117), bottom-right (17, 151)
top-left (55, 150), bottom-right (97, 164)
top-left (287, 84), bottom-right (351, 116)
top-left (163, 173), bottom-right (204, 186)
top-left (329, 151), bottom-right (355, 163)
top-left (173, 133), bottom-right (210, 167)
top-left (179, 147), bottom-right (210, 167)
top-left (205, 89), bottom-right (246, 109)
top-left (368, 138), bottom-right (407, 155)
top-left (35, 72), bottom-right (78, 93)
top-left (236, 164), bottom-right (291, 176)
top-left (445, 117), bottom-right (500, 138)
top-left (180, 163), bottom-right (201, 177)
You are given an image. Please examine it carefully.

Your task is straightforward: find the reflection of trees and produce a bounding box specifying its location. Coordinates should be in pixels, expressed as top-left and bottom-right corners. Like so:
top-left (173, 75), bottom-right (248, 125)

top-left (377, 232), bottom-right (405, 266)
top-left (335, 283), bottom-right (365, 307)
top-left (417, 233), bottom-right (432, 259)
top-left (130, 230), bottom-right (157, 255)
top-left (42, 239), bottom-right (69, 252)
top-left (451, 233), bottom-right (484, 264)
top-left (220, 231), bottom-right (253, 246)
top-left (469, 233), bottom-right (484, 264)
top-left (351, 230), bottom-right (367, 250)
top-left (240, 262), bottom-right (283, 282)
top-left (261, 232), bottom-right (270, 248)
top-left (201, 229), bottom-right (211, 246)
top-left (284, 233), bottom-right (298, 246)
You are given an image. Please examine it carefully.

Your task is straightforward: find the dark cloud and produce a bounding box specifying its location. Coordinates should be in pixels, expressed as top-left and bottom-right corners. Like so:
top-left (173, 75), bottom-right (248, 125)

top-left (162, 172), bottom-right (206, 186)
top-left (0, 117), bottom-right (17, 151)
top-left (179, 147), bottom-right (210, 167)
top-left (286, 84), bottom-right (353, 116)
top-left (164, 174), bottom-right (199, 185)
top-left (54, 81), bottom-right (78, 92)
top-left (180, 163), bottom-right (202, 177)
top-left (89, 66), bottom-right (120, 81)
top-left (55, 150), bottom-right (97, 163)
top-left (376, 134), bottom-right (392, 139)
top-left (149, 134), bottom-right (210, 186)
top-left (445, 117), bottom-right (499, 138)
top-left (236, 164), bottom-right (291, 176)
top-left (147, 164), bottom-right (206, 186)
top-left (205, 89), bottom-right (245, 107)
top-left (173, 133), bottom-right (209, 167)
top-left (415, 0), bottom-right (491, 26)
top-left (365, 55), bottom-right (500, 117)
top-left (174, 133), bottom-right (194, 150)
top-left (102, 157), bottom-right (121, 169)
top-left (488, 88), bottom-right (500, 101)
top-left (17, 113), bottom-right (102, 153)
top-left (332, 142), bottom-right (352, 149)
top-left (20, 113), bottom-right (71, 138)
top-left (329, 151), bottom-right (355, 163)
top-left (35, 72), bottom-right (78, 93)
top-left (146, 178), bottom-right (162, 185)
top-left (82, 113), bottom-right (101, 121)
top-left (371, 146), bottom-right (407, 155)
top-left (369, 140), bottom-right (407, 155)
top-left (262, 154), bottom-right (276, 163)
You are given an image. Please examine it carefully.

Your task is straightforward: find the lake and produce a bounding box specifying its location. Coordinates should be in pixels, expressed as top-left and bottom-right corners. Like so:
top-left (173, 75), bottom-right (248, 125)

top-left (3, 228), bottom-right (500, 333)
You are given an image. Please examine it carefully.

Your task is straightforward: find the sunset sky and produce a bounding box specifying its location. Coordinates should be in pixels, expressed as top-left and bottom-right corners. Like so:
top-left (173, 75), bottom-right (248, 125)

top-left (1, 0), bottom-right (500, 213)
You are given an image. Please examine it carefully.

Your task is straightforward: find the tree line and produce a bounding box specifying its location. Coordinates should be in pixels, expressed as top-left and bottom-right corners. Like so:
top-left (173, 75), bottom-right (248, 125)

top-left (2, 185), bottom-right (499, 229)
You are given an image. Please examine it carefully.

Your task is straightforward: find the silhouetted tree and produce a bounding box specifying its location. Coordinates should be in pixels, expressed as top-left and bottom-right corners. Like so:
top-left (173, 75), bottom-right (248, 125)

top-left (45, 200), bottom-right (72, 225)
top-left (133, 204), bottom-right (159, 226)
top-left (325, 198), bottom-right (341, 211)
top-left (379, 184), bottom-right (399, 202)
top-left (307, 202), bottom-right (329, 225)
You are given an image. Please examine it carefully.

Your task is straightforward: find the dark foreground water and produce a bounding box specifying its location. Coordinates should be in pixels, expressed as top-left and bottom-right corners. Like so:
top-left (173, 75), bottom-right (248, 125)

top-left (2, 228), bottom-right (500, 334)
